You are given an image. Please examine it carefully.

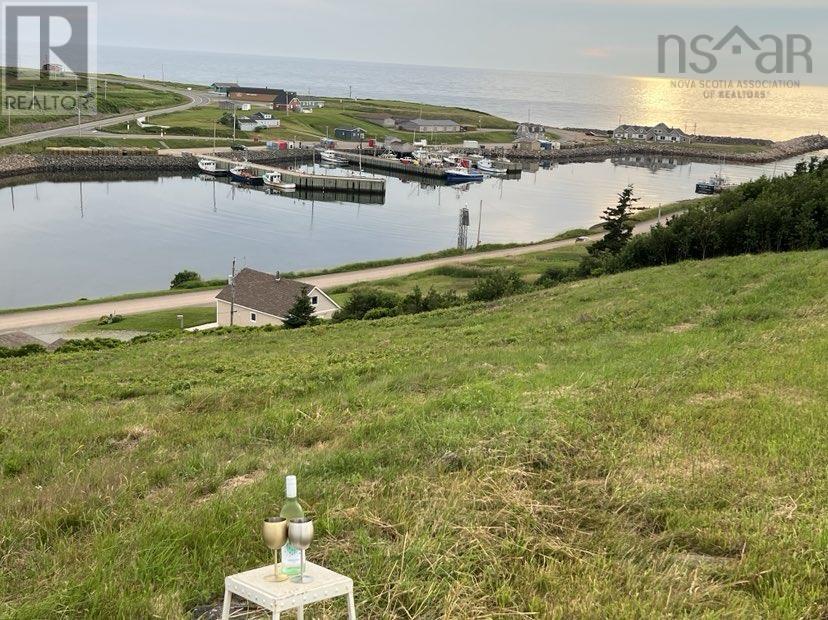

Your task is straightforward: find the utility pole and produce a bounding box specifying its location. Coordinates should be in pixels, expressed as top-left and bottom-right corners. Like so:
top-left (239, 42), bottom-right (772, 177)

top-left (229, 257), bottom-right (237, 326)
top-left (232, 107), bottom-right (237, 141)
top-left (213, 121), bottom-right (217, 150)
top-left (476, 200), bottom-right (483, 246)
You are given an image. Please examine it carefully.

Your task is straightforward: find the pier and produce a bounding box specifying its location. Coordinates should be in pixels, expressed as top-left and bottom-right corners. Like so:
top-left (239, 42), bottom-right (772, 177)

top-left (198, 155), bottom-right (387, 194)
top-left (333, 150), bottom-right (523, 178)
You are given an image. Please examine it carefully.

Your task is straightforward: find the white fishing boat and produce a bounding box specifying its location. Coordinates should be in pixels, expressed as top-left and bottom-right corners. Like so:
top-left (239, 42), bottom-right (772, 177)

top-left (197, 159), bottom-right (227, 176)
top-left (445, 166), bottom-right (485, 183)
top-left (443, 154), bottom-right (460, 166)
top-left (318, 149), bottom-right (348, 165)
top-left (263, 171), bottom-right (296, 191)
top-left (476, 158), bottom-right (506, 174)
top-left (379, 152), bottom-right (398, 160)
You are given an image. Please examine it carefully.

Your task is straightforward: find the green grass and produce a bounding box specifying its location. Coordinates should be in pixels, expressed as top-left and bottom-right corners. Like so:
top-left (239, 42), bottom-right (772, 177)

top-left (72, 306), bottom-right (216, 333)
top-left (0, 136), bottom-right (252, 156)
top-left (1, 250), bottom-right (826, 617)
top-left (329, 246), bottom-right (587, 301)
top-left (0, 81), bottom-right (186, 138)
top-left (109, 100), bottom-right (521, 144)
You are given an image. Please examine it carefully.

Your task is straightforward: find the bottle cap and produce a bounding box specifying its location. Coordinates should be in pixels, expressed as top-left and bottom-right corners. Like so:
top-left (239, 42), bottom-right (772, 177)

top-left (285, 475), bottom-right (297, 498)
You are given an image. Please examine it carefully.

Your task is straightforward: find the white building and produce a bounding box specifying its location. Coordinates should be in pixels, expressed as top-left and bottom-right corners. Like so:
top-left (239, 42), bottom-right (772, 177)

top-left (215, 268), bottom-right (340, 327)
top-left (613, 122), bottom-right (691, 143)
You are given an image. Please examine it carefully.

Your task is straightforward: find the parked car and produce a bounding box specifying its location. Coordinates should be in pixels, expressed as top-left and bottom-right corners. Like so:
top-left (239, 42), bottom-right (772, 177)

top-left (576, 236), bottom-right (589, 242)
top-left (230, 144), bottom-right (246, 151)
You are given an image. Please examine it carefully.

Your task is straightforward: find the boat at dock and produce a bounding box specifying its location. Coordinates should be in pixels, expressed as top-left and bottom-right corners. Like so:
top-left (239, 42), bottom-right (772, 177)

top-left (262, 171), bottom-right (296, 191)
top-left (197, 159), bottom-right (227, 176)
top-left (476, 158), bottom-right (506, 174)
top-left (229, 166), bottom-right (264, 186)
top-left (695, 172), bottom-right (733, 195)
top-left (445, 166), bottom-right (485, 183)
top-left (318, 149), bottom-right (349, 165)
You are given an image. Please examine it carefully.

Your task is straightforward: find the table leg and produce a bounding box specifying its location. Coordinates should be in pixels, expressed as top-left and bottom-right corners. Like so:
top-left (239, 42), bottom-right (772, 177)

top-left (221, 589), bottom-right (232, 620)
top-left (347, 587), bottom-right (357, 620)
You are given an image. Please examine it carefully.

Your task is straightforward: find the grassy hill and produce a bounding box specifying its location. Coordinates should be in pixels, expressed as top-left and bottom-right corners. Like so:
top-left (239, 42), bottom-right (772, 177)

top-left (1, 250), bottom-right (826, 618)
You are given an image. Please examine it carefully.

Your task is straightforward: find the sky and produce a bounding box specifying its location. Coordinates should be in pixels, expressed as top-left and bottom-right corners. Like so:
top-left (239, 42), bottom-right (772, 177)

top-left (93, 0), bottom-right (824, 82)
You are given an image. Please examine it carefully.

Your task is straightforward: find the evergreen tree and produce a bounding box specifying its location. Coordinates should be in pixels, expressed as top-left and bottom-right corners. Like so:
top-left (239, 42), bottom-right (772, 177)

top-left (588, 185), bottom-right (640, 256)
top-left (283, 288), bottom-right (317, 329)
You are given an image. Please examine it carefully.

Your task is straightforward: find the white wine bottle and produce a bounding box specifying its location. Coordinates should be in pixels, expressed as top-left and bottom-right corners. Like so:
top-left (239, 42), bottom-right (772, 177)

top-left (279, 475), bottom-right (304, 575)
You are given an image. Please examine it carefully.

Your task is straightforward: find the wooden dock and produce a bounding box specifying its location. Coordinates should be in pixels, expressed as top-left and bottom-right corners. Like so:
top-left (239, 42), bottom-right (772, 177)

top-left (200, 155), bottom-right (386, 194)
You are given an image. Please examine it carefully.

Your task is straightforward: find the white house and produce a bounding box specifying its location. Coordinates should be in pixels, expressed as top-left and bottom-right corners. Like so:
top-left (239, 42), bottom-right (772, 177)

top-left (215, 268), bottom-right (341, 327)
top-left (613, 122), bottom-right (691, 143)
top-left (249, 112), bottom-right (281, 128)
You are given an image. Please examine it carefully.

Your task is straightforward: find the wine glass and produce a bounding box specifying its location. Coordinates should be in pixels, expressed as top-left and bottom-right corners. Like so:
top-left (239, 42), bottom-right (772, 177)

top-left (288, 517), bottom-right (314, 584)
top-left (262, 517), bottom-right (288, 582)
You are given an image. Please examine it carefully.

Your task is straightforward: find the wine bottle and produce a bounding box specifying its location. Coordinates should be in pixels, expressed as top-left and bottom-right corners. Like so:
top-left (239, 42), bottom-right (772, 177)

top-left (279, 475), bottom-right (304, 575)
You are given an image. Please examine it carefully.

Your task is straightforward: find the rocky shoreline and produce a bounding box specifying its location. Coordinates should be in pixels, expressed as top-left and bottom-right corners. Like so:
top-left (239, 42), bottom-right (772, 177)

top-left (0, 135), bottom-right (824, 183)
top-left (513, 134), bottom-right (827, 164)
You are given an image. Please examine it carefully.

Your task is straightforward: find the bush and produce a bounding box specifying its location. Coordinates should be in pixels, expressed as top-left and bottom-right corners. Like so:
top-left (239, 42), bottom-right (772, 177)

top-left (467, 270), bottom-right (527, 302)
top-left (54, 338), bottom-right (123, 353)
top-left (170, 270), bottom-right (201, 289)
top-left (333, 288), bottom-right (401, 321)
top-left (363, 307), bottom-right (398, 320)
top-left (0, 344), bottom-right (46, 359)
top-left (536, 265), bottom-right (577, 288)
top-left (97, 314), bottom-right (124, 326)
top-left (398, 286), bottom-right (460, 314)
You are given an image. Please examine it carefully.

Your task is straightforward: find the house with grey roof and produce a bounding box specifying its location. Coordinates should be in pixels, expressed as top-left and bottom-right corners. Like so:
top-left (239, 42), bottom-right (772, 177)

top-left (613, 122), bottom-right (691, 143)
top-left (397, 118), bottom-right (462, 133)
top-left (215, 268), bottom-right (340, 327)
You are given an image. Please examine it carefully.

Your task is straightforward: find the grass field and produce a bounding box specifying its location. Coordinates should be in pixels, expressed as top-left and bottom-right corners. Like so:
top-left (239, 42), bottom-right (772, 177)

top-left (108, 100), bottom-right (521, 145)
top-left (1, 249), bottom-right (826, 617)
top-left (0, 136), bottom-right (253, 156)
top-left (0, 81), bottom-right (187, 138)
top-left (72, 306), bottom-right (216, 333)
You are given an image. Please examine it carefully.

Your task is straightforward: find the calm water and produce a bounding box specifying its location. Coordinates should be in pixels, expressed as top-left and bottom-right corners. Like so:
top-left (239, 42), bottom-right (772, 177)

top-left (98, 46), bottom-right (827, 141)
top-left (1, 152), bottom-right (822, 309)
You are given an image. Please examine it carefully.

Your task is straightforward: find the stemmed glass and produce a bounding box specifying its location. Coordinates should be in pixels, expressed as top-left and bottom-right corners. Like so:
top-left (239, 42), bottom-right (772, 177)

top-left (288, 517), bottom-right (314, 584)
top-left (262, 517), bottom-right (289, 582)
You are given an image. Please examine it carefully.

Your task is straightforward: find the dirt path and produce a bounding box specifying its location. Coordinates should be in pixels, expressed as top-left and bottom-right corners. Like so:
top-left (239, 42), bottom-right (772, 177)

top-left (0, 216), bottom-right (668, 334)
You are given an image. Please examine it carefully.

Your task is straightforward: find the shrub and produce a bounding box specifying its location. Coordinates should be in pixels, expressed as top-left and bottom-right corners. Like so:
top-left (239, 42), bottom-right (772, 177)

top-left (0, 344), bottom-right (46, 359)
top-left (398, 286), bottom-right (461, 314)
top-left (170, 270), bottom-right (201, 289)
top-left (363, 307), bottom-right (398, 320)
top-left (467, 270), bottom-right (527, 302)
top-left (54, 338), bottom-right (123, 353)
top-left (536, 265), bottom-right (577, 288)
top-left (97, 314), bottom-right (124, 326)
top-left (333, 288), bottom-right (401, 321)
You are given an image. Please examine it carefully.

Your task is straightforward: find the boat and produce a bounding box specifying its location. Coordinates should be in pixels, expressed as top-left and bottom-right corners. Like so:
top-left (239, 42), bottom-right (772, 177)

top-left (695, 172), bottom-right (732, 195)
top-left (229, 166), bottom-right (264, 186)
top-left (443, 155), bottom-right (459, 166)
top-left (468, 153), bottom-right (484, 164)
top-left (197, 159), bottom-right (227, 176)
top-left (318, 149), bottom-right (348, 165)
top-left (399, 157), bottom-right (416, 165)
top-left (379, 152), bottom-right (398, 160)
top-left (476, 158), bottom-right (506, 174)
top-left (262, 171), bottom-right (296, 191)
top-left (444, 166), bottom-right (485, 183)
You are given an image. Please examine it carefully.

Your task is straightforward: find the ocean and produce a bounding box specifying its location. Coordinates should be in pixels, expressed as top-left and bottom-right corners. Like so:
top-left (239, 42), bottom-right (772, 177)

top-left (97, 45), bottom-right (827, 141)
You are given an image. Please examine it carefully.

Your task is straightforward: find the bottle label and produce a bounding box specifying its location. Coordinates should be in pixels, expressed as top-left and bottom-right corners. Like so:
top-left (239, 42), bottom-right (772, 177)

top-left (281, 542), bottom-right (302, 574)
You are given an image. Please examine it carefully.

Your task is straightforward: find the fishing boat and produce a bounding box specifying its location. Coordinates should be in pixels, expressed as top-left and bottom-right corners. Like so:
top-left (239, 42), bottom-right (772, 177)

top-left (445, 166), bottom-right (485, 183)
top-left (318, 149), bottom-right (348, 165)
top-left (443, 154), bottom-right (460, 166)
top-left (695, 172), bottom-right (732, 195)
top-left (379, 152), bottom-right (398, 160)
top-left (229, 166), bottom-right (264, 186)
top-left (263, 171), bottom-right (296, 191)
top-left (476, 158), bottom-right (506, 174)
top-left (197, 159), bottom-right (227, 176)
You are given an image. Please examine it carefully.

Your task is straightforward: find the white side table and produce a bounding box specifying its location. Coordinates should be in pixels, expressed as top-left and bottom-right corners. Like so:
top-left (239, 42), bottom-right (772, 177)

top-left (221, 561), bottom-right (356, 620)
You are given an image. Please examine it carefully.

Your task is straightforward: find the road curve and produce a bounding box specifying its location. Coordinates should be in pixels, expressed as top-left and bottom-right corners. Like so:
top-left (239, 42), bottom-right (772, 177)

top-left (0, 217), bottom-right (668, 333)
top-left (0, 80), bottom-right (212, 148)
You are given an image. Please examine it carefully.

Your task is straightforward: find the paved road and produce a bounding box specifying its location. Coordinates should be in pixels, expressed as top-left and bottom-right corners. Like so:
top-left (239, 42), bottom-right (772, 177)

top-left (0, 216), bottom-right (669, 334)
top-left (0, 81), bottom-right (213, 148)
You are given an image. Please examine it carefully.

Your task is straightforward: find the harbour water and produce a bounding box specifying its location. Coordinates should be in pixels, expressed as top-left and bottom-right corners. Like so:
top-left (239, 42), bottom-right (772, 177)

top-left (1, 152), bottom-right (822, 309)
top-left (98, 46), bottom-right (827, 141)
